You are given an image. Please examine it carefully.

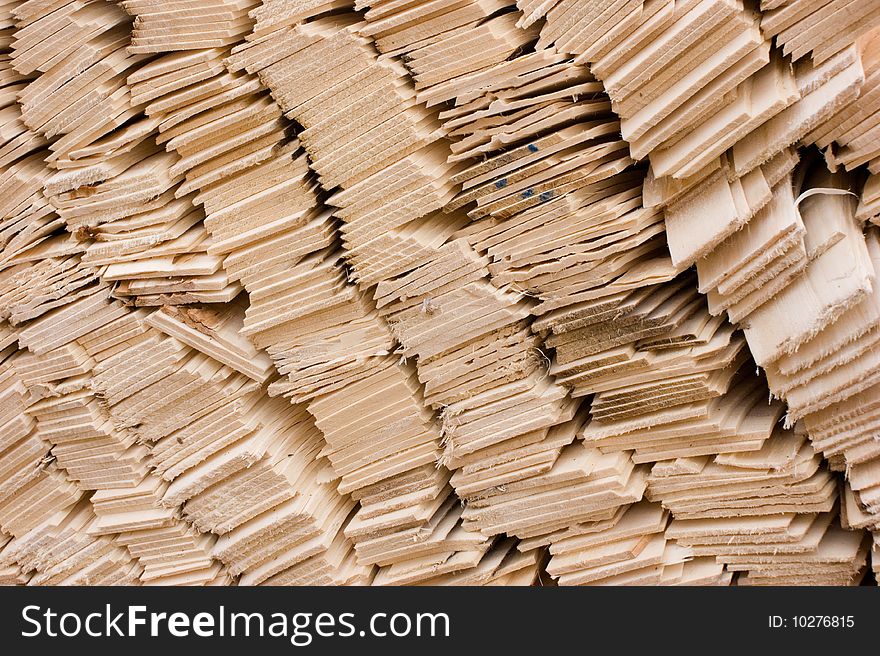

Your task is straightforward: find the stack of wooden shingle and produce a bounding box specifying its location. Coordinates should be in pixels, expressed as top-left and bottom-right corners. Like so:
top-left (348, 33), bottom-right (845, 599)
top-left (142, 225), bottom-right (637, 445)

top-left (198, 147), bottom-right (338, 351)
top-left (0, 531), bottom-right (31, 584)
top-left (321, 369), bottom-right (487, 583)
top-left (649, 430), bottom-right (837, 519)
top-left (133, 305), bottom-right (364, 586)
top-left (806, 30), bottom-right (880, 172)
top-left (28, 385), bottom-right (148, 491)
top-left (0, 144), bottom-right (59, 270)
top-left (382, 279), bottom-right (579, 531)
top-left (127, 47), bottom-right (347, 378)
top-left (88, 478), bottom-right (226, 585)
top-left (1, 498), bottom-right (142, 585)
top-left (254, 247), bottom-right (395, 403)
top-left (382, 278), bottom-right (573, 453)
top-left (408, 537), bottom-right (545, 586)
top-left (457, 430), bottom-right (649, 543)
top-left (687, 173), bottom-right (805, 324)
top-left (760, 0), bottom-right (880, 66)
top-left (527, 1), bottom-right (864, 280)
top-left (537, 277), bottom-right (747, 400)
top-left (3, 271), bottom-right (228, 584)
top-left (121, 0), bottom-right (260, 53)
top-left (228, 11), bottom-right (526, 584)
top-left (401, 23), bottom-right (669, 317)
top-left (652, 428), bottom-right (867, 584)
top-left (372, 535), bottom-right (546, 586)
top-left (77, 319), bottom-right (242, 585)
top-left (11, 1), bottom-right (148, 164)
top-left (0, 243), bottom-right (99, 327)
top-left (0, 9), bottom-right (56, 270)
top-left (658, 46), bottom-right (863, 270)
top-left (352, 7), bottom-right (666, 559)
top-left (582, 375), bottom-right (784, 464)
top-left (542, 0), bottom-right (798, 181)
top-left (545, 501), bottom-right (721, 585)
top-left (103, 49), bottom-right (297, 304)
top-left (234, 15), bottom-right (462, 287)
top-left (742, 170), bottom-right (877, 422)
top-left (177, 398), bottom-right (368, 586)
top-left (8, 1), bottom-right (236, 306)
top-left (359, 0), bottom-right (527, 63)
top-left (668, 512), bottom-right (869, 585)
top-left (0, 341), bottom-right (83, 540)
top-left (1, 0), bottom-right (880, 588)
top-left (761, 242), bottom-right (879, 426)
top-left (140, 53), bottom-right (289, 198)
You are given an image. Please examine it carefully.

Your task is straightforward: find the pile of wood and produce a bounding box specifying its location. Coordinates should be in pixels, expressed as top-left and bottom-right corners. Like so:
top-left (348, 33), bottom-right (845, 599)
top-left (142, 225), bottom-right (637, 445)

top-left (0, 0), bottom-right (878, 586)
top-left (0, 340), bottom-right (82, 539)
top-left (457, 414), bottom-right (648, 541)
top-left (545, 501), bottom-right (726, 585)
top-left (806, 30), bottom-right (880, 171)
top-left (760, 0), bottom-right (880, 67)
top-left (88, 314), bottom-right (366, 586)
top-left (582, 373), bottom-right (784, 464)
top-left (1, 498), bottom-right (142, 585)
top-left (122, 0), bottom-right (261, 53)
top-left (657, 429), bottom-right (869, 585)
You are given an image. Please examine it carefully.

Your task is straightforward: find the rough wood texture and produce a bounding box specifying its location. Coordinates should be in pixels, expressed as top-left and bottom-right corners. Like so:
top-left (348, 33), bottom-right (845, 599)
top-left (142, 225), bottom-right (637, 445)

top-left (0, 0), bottom-right (877, 586)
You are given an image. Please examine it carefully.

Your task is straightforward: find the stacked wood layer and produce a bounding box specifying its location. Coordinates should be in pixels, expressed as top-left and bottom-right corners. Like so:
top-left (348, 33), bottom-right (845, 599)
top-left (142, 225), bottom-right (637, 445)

top-left (0, 0), bottom-right (877, 585)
